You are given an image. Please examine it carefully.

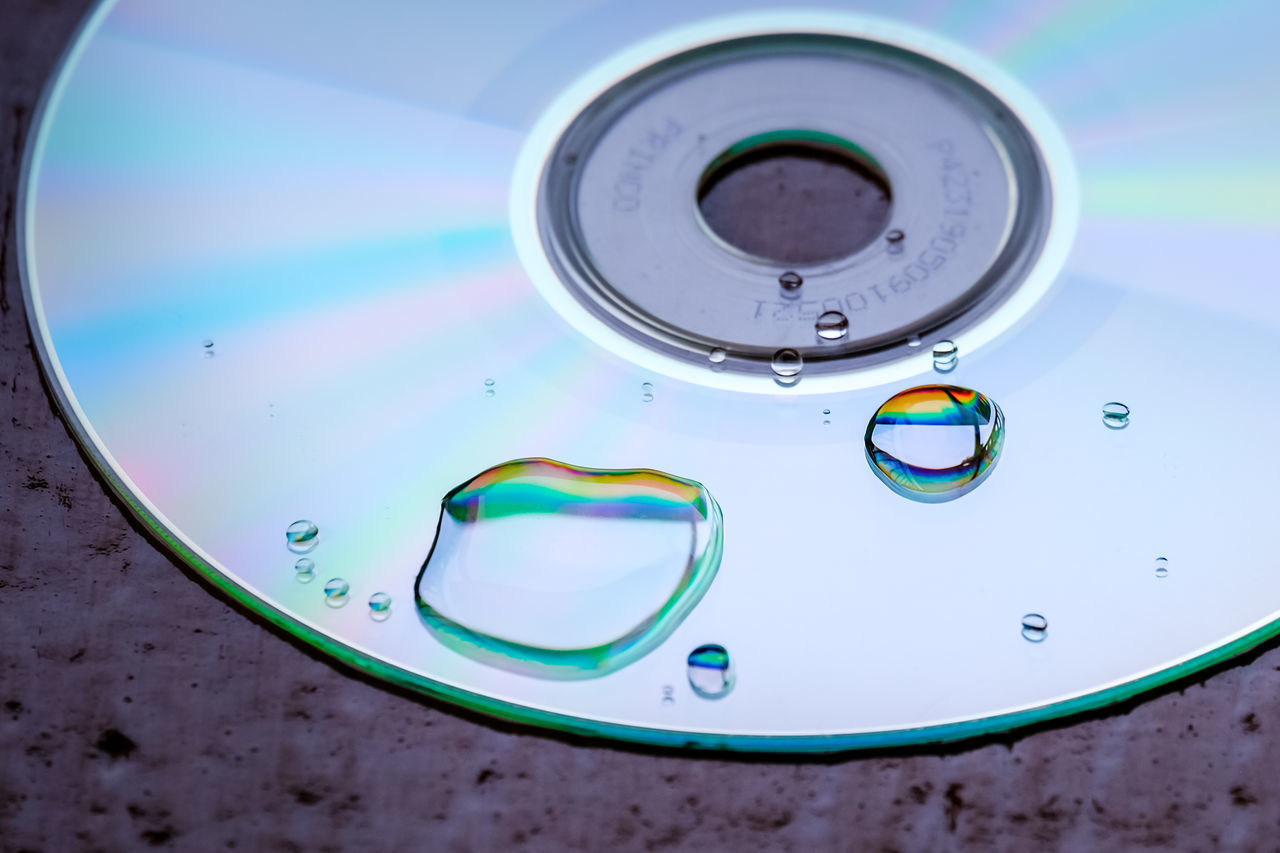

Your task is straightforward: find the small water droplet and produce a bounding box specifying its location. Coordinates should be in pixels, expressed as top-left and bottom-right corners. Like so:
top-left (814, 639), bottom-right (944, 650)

top-left (661, 685), bottom-right (675, 706)
top-left (368, 591), bottom-right (392, 620)
top-left (285, 520), bottom-right (319, 553)
top-left (202, 339), bottom-right (214, 348)
top-left (778, 271), bottom-right (803, 292)
top-left (687, 644), bottom-right (734, 699)
top-left (484, 378), bottom-right (496, 398)
top-left (1102, 402), bottom-right (1130, 429)
top-left (291, 550), bottom-right (313, 578)
top-left (771, 348), bottom-right (802, 379)
top-left (907, 334), bottom-right (922, 348)
top-left (932, 340), bottom-right (958, 373)
top-left (822, 408), bottom-right (831, 415)
top-left (815, 311), bottom-right (849, 341)
top-left (1021, 613), bottom-right (1048, 643)
top-left (323, 578), bottom-right (350, 607)
top-left (708, 348), bottom-right (727, 364)
top-left (886, 229), bottom-right (905, 244)
top-left (1155, 557), bottom-right (1169, 579)
top-left (641, 381), bottom-right (654, 402)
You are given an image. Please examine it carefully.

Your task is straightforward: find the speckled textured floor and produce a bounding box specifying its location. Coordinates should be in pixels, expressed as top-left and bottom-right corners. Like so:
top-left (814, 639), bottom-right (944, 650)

top-left (4, 4), bottom-right (1279, 851)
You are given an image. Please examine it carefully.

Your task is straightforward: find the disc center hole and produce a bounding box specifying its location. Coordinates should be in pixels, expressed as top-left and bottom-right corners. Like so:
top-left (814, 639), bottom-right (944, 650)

top-left (696, 131), bottom-right (892, 265)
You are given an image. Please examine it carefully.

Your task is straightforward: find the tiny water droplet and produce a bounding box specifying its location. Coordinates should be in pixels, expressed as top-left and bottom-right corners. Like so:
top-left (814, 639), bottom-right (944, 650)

top-left (368, 591), bottom-right (392, 620)
top-left (687, 644), bottom-right (734, 699)
top-left (484, 378), bottom-right (496, 398)
top-left (294, 558), bottom-right (315, 583)
top-left (771, 348), bottom-right (802, 379)
top-left (1021, 613), bottom-right (1048, 643)
top-left (822, 408), bottom-right (831, 415)
top-left (815, 311), bottom-right (849, 341)
top-left (661, 684), bottom-right (675, 706)
top-left (708, 348), bottom-right (727, 364)
top-left (1155, 557), bottom-right (1169, 579)
top-left (1102, 402), bottom-right (1130, 429)
top-left (323, 578), bottom-right (350, 607)
top-left (202, 339), bottom-right (214, 348)
top-left (641, 381), bottom-right (654, 402)
top-left (285, 520), bottom-right (319, 553)
top-left (778, 271), bottom-right (803, 291)
top-left (886, 229), bottom-right (905, 244)
top-left (907, 334), bottom-right (922, 348)
top-left (932, 340), bottom-right (958, 373)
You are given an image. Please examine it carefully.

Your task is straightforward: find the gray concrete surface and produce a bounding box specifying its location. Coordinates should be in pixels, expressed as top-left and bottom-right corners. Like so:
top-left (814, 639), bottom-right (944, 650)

top-left (4, 3), bottom-right (1280, 850)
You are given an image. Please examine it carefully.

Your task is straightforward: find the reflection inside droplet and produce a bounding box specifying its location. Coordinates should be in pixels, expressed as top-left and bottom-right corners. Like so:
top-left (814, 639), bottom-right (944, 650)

top-left (1155, 557), bottom-right (1169, 579)
top-left (708, 348), bottom-right (727, 364)
top-left (932, 340), bottom-right (958, 372)
top-left (865, 385), bottom-right (1004, 502)
top-left (641, 382), bottom-right (654, 403)
top-left (415, 458), bottom-right (723, 679)
top-left (293, 557), bottom-right (315, 580)
top-left (1021, 613), bottom-right (1047, 642)
top-left (771, 348), bottom-right (802, 379)
top-left (285, 520), bottom-right (319, 553)
top-left (815, 311), bottom-right (849, 341)
top-left (1102, 402), bottom-right (1130, 429)
top-left (369, 592), bottom-right (392, 620)
top-left (324, 578), bottom-right (349, 607)
top-left (687, 644), bottom-right (734, 699)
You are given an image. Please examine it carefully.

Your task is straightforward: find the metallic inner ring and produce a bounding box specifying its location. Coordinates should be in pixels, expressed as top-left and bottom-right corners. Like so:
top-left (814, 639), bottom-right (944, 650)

top-left (537, 34), bottom-right (1053, 376)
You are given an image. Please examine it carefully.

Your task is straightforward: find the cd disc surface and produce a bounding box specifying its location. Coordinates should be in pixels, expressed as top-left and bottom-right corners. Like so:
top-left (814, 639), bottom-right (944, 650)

top-left (20, 0), bottom-right (1280, 750)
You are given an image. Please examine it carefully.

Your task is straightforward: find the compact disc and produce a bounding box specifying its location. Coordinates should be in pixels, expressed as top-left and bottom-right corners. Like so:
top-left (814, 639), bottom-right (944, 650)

top-left (20, 0), bottom-right (1280, 751)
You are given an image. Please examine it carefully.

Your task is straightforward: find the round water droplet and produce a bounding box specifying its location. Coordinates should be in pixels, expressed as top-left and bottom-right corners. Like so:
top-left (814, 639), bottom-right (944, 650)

top-left (661, 685), bottom-right (675, 706)
top-left (1155, 557), bottom-right (1169, 579)
top-left (485, 389), bottom-right (495, 398)
top-left (771, 348), bottom-right (802, 378)
top-left (687, 644), bottom-right (734, 699)
top-left (1021, 613), bottom-right (1048, 642)
top-left (932, 340), bottom-right (958, 373)
top-left (778, 271), bottom-right (803, 291)
top-left (907, 334), bottom-right (922, 348)
top-left (368, 591), bottom-right (392, 620)
top-left (708, 348), bottom-right (727, 364)
top-left (323, 578), bottom-right (350, 607)
top-left (484, 378), bottom-right (495, 386)
top-left (822, 408), bottom-right (831, 415)
top-left (285, 520), bottom-right (319, 553)
top-left (815, 311), bottom-right (849, 341)
top-left (1102, 401), bottom-right (1130, 429)
top-left (202, 339), bottom-right (214, 348)
top-left (294, 557), bottom-right (314, 576)
top-left (865, 385), bottom-right (1004, 503)
top-left (886, 229), bottom-right (905, 244)
top-left (641, 381), bottom-right (655, 402)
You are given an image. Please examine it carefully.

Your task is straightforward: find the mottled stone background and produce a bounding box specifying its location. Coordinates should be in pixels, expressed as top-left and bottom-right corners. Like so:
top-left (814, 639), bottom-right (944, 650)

top-left (3, 3), bottom-right (1278, 850)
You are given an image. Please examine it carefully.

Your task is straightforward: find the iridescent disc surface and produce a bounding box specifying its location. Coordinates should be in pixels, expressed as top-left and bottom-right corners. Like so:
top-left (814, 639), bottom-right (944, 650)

top-left (20, 0), bottom-right (1280, 750)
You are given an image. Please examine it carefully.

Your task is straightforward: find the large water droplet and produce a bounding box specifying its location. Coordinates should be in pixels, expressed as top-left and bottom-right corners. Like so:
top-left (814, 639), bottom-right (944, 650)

top-left (865, 385), bottom-right (1004, 503)
top-left (1155, 557), bottom-right (1169, 579)
top-left (1021, 613), bottom-right (1047, 643)
top-left (368, 592), bottom-right (392, 621)
top-left (771, 348), bottom-right (803, 379)
top-left (285, 520), bottom-right (319, 553)
top-left (324, 578), bottom-right (349, 607)
top-left (932, 340), bottom-right (958, 373)
top-left (416, 458), bottom-right (724, 678)
top-left (1102, 402), bottom-right (1130, 429)
top-left (815, 311), bottom-right (849, 341)
top-left (687, 644), bottom-right (734, 699)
